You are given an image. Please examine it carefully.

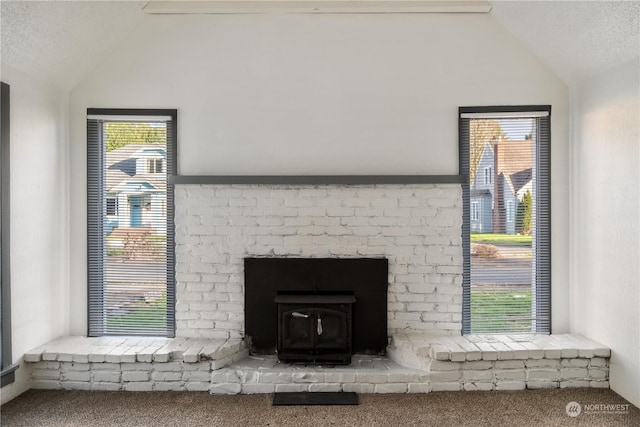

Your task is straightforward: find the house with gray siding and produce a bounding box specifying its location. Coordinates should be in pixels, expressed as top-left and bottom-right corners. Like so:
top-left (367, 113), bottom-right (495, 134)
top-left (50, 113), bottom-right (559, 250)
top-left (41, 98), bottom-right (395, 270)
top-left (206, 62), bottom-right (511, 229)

top-left (470, 140), bottom-right (533, 235)
top-left (106, 144), bottom-right (167, 235)
top-left (470, 142), bottom-right (495, 233)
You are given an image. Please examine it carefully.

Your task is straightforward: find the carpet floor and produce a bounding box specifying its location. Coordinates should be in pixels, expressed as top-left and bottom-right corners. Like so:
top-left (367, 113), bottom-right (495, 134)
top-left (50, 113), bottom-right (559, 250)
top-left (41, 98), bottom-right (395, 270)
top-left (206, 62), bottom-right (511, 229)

top-left (2, 388), bottom-right (638, 427)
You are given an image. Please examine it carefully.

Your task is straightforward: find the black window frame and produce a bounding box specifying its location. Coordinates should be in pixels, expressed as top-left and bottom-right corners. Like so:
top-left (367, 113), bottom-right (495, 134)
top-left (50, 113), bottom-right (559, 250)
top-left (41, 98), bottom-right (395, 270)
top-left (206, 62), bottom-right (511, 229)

top-left (460, 105), bottom-right (551, 334)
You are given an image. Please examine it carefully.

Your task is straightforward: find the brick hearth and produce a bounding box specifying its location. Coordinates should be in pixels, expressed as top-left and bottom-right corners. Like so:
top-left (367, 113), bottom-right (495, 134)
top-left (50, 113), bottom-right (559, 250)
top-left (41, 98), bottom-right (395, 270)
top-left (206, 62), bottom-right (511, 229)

top-left (25, 334), bottom-right (609, 393)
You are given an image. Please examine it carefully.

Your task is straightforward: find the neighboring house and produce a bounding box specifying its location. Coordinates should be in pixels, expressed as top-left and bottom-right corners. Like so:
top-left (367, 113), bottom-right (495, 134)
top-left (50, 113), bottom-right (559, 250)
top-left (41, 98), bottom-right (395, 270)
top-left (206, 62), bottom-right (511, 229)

top-left (470, 142), bottom-right (495, 233)
top-left (105, 144), bottom-right (167, 235)
top-left (470, 139), bottom-right (533, 234)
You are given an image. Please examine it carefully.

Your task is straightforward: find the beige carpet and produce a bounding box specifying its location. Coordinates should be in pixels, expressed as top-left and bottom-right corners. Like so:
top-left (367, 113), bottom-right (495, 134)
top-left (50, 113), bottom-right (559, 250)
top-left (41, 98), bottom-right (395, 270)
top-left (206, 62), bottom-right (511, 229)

top-left (2, 388), bottom-right (638, 426)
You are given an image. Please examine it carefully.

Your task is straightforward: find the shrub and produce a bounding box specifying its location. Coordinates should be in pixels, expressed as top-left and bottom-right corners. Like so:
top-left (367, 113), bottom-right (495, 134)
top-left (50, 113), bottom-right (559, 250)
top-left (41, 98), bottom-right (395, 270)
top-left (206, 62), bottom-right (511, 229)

top-left (471, 243), bottom-right (499, 258)
top-left (516, 190), bottom-right (532, 235)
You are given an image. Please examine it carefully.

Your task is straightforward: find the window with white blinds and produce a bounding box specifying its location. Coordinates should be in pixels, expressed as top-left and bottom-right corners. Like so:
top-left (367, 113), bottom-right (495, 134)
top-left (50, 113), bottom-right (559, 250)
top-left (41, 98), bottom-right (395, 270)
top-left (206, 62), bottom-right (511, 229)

top-left (87, 109), bottom-right (176, 337)
top-left (460, 106), bottom-right (551, 334)
top-left (1, 81), bottom-right (17, 387)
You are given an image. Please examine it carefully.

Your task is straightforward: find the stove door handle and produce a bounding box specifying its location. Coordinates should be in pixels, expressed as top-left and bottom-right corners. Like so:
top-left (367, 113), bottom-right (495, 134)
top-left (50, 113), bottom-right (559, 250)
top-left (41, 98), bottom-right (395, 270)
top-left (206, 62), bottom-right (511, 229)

top-left (291, 312), bottom-right (309, 318)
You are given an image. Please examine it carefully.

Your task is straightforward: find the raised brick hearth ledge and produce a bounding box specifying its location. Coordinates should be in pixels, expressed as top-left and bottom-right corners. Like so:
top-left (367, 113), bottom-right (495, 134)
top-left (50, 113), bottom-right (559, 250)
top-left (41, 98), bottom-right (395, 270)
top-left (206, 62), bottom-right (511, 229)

top-left (24, 334), bottom-right (610, 393)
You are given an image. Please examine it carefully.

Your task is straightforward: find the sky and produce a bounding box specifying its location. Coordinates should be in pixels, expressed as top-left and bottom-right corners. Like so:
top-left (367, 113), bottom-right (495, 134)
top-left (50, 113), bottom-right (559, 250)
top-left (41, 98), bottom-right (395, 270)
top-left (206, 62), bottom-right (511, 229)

top-left (498, 118), bottom-right (536, 141)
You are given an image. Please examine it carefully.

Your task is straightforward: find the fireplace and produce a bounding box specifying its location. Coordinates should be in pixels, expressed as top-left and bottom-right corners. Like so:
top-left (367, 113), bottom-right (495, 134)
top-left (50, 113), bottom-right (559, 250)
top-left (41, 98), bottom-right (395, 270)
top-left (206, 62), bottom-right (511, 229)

top-left (175, 184), bottom-right (463, 341)
top-left (244, 258), bottom-right (388, 357)
top-left (275, 293), bottom-right (356, 363)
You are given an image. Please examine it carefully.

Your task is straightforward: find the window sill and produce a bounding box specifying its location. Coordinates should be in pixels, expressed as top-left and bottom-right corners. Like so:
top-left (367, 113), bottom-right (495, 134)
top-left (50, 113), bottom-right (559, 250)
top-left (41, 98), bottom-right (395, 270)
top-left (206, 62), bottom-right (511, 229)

top-left (1, 363), bottom-right (19, 387)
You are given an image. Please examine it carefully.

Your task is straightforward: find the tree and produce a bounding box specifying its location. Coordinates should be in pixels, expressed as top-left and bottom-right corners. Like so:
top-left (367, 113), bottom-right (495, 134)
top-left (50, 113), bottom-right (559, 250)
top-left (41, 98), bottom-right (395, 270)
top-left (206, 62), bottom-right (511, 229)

top-left (469, 119), bottom-right (506, 186)
top-left (516, 190), bottom-right (532, 235)
top-left (105, 122), bottom-right (166, 152)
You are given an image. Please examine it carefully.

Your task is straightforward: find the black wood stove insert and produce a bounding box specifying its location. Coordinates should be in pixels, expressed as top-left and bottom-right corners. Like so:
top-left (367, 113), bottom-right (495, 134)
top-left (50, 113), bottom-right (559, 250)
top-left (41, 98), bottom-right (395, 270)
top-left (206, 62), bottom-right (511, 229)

top-left (244, 258), bottom-right (388, 358)
top-left (274, 293), bottom-right (356, 364)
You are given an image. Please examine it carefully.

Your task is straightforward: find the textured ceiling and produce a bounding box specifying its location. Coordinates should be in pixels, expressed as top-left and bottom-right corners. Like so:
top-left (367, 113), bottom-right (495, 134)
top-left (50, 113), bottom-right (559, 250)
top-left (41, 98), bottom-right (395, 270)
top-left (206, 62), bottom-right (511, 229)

top-left (491, 0), bottom-right (640, 84)
top-left (0, 1), bottom-right (638, 90)
top-left (1, 0), bottom-right (146, 90)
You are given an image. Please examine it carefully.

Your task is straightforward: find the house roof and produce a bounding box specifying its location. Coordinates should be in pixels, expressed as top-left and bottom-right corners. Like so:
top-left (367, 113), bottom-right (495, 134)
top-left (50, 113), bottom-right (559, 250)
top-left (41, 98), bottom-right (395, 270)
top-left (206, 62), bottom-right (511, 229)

top-left (495, 140), bottom-right (533, 177)
top-left (1, 1), bottom-right (638, 90)
top-left (495, 139), bottom-right (533, 194)
top-left (508, 168), bottom-right (532, 194)
top-left (106, 144), bottom-right (166, 193)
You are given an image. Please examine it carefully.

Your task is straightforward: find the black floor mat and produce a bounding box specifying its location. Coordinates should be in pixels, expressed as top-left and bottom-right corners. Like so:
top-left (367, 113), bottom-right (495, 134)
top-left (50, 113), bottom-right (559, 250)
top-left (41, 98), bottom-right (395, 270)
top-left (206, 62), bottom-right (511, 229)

top-left (272, 392), bottom-right (359, 406)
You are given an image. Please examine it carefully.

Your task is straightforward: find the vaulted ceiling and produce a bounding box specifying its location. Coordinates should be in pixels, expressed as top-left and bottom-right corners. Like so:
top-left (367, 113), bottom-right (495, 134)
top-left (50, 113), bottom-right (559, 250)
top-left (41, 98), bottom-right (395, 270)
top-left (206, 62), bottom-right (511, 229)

top-left (1, 1), bottom-right (638, 90)
top-left (1, 1), bottom-right (146, 90)
top-left (491, 1), bottom-right (639, 85)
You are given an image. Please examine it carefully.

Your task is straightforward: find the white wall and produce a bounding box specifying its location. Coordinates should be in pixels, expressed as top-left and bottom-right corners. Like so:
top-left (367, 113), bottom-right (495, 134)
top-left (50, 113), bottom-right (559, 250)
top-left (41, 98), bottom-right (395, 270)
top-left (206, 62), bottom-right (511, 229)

top-left (69, 13), bottom-right (571, 334)
top-left (571, 57), bottom-right (640, 408)
top-left (0, 65), bottom-right (69, 404)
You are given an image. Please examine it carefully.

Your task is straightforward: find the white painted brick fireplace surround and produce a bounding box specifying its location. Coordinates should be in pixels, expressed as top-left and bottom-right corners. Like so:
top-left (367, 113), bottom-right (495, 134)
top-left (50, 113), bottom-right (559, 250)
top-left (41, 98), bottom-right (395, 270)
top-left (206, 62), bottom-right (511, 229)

top-left (24, 183), bottom-right (612, 393)
top-left (173, 184), bottom-right (463, 340)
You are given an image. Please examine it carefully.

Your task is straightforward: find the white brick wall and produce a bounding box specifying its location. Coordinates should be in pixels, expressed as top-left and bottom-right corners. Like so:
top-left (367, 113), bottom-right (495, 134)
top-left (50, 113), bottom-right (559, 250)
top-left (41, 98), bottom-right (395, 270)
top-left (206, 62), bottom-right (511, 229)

top-left (175, 184), bottom-right (463, 339)
top-left (29, 354), bottom-right (610, 393)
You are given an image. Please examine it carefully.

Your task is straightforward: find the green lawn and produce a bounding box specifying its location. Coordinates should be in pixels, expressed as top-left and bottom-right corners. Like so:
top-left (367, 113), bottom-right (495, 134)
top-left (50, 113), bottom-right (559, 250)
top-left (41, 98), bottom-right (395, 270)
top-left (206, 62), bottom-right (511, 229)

top-left (103, 286), bottom-right (533, 334)
top-left (471, 233), bottom-right (532, 246)
top-left (470, 289), bottom-right (532, 333)
top-left (106, 297), bottom-right (168, 333)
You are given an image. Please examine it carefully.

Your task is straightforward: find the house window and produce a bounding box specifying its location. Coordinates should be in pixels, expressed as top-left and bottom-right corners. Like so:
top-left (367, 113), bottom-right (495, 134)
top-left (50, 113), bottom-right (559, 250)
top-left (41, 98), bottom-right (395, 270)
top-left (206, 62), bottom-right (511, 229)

top-left (460, 106), bottom-right (551, 334)
top-left (1, 81), bottom-right (18, 387)
top-left (471, 201), bottom-right (480, 221)
top-left (484, 167), bottom-right (492, 185)
top-left (106, 197), bottom-right (118, 216)
top-left (87, 109), bottom-right (176, 337)
top-left (148, 158), bottom-right (163, 174)
top-left (506, 200), bottom-right (515, 223)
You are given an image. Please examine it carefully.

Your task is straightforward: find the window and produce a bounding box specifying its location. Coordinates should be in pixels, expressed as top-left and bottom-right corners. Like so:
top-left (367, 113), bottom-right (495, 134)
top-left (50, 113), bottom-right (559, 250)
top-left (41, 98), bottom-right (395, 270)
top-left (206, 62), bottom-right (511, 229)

top-left (148, 158), bottom-right (163, 174)
top-left (506, 200), bottom-right (515, 223)
top-left (471, 201), bottom-right (480, 221)
top-left (1, 81), bottom-right (18, 387)
top-left (484, 167), bottom-right (492, 185)
top-left (106, 197), bottom-right (118, 216)
top-left (460, 106), bottom-right (551, 334)
top-left (87, 109), bottom-right (176, 336)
